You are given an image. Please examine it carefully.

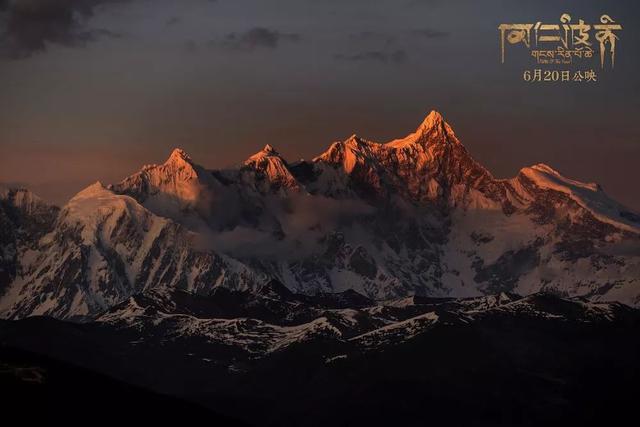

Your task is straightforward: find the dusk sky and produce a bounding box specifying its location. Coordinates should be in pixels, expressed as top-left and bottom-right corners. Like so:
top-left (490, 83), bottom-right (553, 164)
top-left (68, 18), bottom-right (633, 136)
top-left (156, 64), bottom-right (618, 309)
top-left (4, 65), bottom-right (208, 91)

top-left (1, 0), bottom-right (638, 209)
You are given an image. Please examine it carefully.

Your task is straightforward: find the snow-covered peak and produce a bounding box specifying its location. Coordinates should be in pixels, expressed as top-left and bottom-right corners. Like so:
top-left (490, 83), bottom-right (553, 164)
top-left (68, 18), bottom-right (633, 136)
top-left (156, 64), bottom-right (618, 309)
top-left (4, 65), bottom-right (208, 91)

top-left (524, 164), bottom-right (600, 192)
top-left (344, 134), bottom-right (376, 150)
top-left (515, 163), bottom-right (640, 233)
top-left (109, 148), bottom-right (207, 212)
top-left (307, 114), bottom-right (501, 205)
top-left (317, 134), bottom-right (377, 155)
top-left (245, 144), bottom-right (283, 164)
top-left (62, 182), bottom-right (161, 244)
top-left (262, 144), bottom-right (277, 155)
top-left (72, 181), bottom-right (108, 199)
top-left (0, 187), bottom-right (53, 214)
top-left (313, 135), bottom-right (383, 175)
top-left (313, 141), bottom-right (342, 163)
top-left (386, 110), bottom-right (459, 148)
top-left (166, 148), bottom-right (193, 166)
top-left (243, 144), bottom-right (299, 192)
top-left (418, 110), bottom-right (444, 131)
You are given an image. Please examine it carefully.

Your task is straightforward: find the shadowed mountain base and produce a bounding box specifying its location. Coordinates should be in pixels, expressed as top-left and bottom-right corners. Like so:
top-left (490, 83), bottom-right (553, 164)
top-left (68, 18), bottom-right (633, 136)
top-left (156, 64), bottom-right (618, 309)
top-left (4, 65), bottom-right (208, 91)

top-left (1, 292), bottom-right (638, 427)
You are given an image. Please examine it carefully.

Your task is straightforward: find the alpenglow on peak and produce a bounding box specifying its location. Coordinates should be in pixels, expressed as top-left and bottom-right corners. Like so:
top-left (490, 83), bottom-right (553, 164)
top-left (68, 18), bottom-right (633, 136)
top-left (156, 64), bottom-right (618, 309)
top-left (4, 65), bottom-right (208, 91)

top-left (166, 148), bottom-right (193, 164)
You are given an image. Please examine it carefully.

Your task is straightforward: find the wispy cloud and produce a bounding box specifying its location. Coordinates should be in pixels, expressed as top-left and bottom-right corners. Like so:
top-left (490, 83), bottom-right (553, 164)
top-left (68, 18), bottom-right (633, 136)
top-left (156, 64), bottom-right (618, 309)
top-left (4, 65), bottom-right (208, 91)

top-left (338, 26), bottom-right (447, 65)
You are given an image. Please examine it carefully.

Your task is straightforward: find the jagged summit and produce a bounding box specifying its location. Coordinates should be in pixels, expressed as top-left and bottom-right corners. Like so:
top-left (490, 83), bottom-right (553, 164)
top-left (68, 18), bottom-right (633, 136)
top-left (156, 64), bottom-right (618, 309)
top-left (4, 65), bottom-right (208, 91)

top-left (418, 110), bottom-right (444, 130)
top-left (262, 144), bottom-right (277, 155)
top-left (0, 187), bottom-right (56, 215)
top-left (387, 110), bottom-right (459, 148)
top-left (73, 181), bottom-right (106, 199)
top-left (243, 144), bottom-right (300, 192)
top-left (344, 134), bottom-right (377, 148)
top-left (2, 109), bottom-right (640, 322)
top-left (107, 147), bottom-right (204, 209)
top-left (166, 148), bottom-right (193, 165)
top-left (0, 187), bottom-right (42, 203)
top-left (246, 144), bottom-right (283, 164)
top-left (312, 134), bottom-right (382, 177)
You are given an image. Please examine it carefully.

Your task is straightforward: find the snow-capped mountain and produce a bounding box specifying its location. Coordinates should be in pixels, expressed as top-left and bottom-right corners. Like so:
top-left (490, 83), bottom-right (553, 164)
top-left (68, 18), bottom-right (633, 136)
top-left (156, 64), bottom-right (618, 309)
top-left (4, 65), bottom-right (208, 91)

top-left (0, 188), bottom-right (59, 297)
top-left (87, 287), bottom-right (639, 357)
top-left (1, 110), bottom-right (639, 319)
top-left (0, 181), bottom-right (259, 319)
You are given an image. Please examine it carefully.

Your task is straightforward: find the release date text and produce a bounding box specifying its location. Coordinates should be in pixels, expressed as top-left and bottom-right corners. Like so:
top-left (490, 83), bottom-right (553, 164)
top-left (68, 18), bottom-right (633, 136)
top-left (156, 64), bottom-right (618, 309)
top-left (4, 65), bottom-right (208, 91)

top-left (523, 69), bottom-right (598, 83)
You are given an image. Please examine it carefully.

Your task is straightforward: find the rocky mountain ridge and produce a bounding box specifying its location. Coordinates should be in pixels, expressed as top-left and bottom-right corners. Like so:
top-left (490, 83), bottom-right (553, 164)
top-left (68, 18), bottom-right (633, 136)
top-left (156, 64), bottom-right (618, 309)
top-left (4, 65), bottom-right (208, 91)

top-left (1, 110), bottom-right (639, 320)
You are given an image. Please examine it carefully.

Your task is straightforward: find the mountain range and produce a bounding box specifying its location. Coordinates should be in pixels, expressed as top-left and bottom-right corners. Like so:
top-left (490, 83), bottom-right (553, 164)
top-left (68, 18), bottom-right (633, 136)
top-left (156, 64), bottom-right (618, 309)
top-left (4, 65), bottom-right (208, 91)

top-left (1, 110), bottom-right (639, 321)
top-left (2, 110), bottom-right (640, 425)
top-left (2, 287), bottom-right (638, 426)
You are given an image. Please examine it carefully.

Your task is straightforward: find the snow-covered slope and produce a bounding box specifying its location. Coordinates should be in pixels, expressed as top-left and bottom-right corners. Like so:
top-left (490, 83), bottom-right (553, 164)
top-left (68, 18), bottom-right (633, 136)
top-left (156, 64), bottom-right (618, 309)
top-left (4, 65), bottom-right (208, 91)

top-left (242, 144), bottom-right (301, 194)
top-left (93, 287), bottom-right (635, 359)
top-left (514, 163), bottom-right (640, 233)
top-left (0, 188), bottom-right (58, 298)
top-left (1, 110), bottom-right (639, 319)
top-left (0, 183), bottom-right (260, 319)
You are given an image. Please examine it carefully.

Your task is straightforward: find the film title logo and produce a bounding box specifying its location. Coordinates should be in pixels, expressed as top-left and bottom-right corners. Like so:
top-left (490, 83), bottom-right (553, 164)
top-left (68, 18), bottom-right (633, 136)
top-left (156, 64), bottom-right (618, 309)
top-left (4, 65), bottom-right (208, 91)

top-left (498, 13), bottom-right (622, 83)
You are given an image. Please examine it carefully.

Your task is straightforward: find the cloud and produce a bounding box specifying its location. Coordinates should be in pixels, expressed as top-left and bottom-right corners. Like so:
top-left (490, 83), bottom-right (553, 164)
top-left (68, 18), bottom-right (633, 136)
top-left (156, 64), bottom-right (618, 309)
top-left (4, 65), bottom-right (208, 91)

top-left (334, 49), bottom-right (407, 65)
top-left (196, 193), bottom-right (376, 260)
top-left (337, 28), bottom-right (447, 65)
top-left (220, 27), bottom-right (301, 51)
top-left (0, 0), bottom-right (127, 59)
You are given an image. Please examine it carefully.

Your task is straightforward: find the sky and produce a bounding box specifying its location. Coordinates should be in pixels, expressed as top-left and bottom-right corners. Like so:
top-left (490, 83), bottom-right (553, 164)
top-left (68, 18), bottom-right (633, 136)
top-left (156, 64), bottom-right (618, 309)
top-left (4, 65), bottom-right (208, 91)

top-left (0, 0), bottom-right (638, 209)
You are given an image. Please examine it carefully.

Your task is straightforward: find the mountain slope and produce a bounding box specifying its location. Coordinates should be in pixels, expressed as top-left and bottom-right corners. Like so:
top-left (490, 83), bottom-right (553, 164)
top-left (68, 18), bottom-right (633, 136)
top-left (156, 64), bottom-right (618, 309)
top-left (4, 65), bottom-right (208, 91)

top-left (1, 110), bottom-right (639, 319)
top-left (0, 183), bottom-right (260, 320)
top-left (1, 291), bottom-right (638, 427)
top-left (0, 188), bottom-right (58, 297)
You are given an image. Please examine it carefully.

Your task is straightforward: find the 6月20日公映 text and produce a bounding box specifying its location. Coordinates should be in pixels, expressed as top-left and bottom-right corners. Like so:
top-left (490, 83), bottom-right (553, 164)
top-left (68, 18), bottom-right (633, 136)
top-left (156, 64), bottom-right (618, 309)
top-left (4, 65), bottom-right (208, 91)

top-left (522, 68), bottom-right (598, 83)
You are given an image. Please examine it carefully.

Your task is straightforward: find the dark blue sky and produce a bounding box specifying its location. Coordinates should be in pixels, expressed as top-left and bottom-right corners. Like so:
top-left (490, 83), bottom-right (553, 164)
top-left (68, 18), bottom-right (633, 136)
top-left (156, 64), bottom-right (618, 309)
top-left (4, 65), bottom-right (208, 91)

top-left (1, 0), bottom-right (638, 209)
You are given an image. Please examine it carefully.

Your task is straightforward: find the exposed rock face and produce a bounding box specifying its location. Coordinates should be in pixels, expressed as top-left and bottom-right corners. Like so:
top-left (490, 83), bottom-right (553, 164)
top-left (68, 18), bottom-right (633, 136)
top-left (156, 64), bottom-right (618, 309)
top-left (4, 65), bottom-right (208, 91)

top-left (242, 144), bottom-right (301, 194)
top-left (1, 110), bottom-right (639, 319)
top-left (0, 188), bottom-right (59, 297)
